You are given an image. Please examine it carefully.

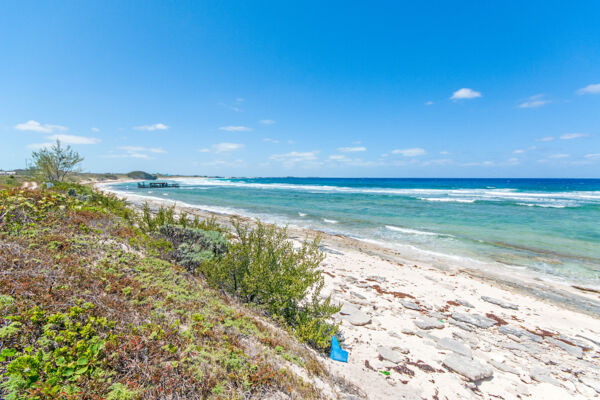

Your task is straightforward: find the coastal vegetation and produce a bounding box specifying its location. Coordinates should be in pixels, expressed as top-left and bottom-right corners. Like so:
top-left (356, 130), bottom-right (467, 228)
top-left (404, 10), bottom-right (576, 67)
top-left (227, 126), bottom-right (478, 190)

top-left (126, 171), bottom-right (157, 180)
top-left (0, 183), bottom-right (341, 399)
top-left (29, 140), bottom-right (84, 182)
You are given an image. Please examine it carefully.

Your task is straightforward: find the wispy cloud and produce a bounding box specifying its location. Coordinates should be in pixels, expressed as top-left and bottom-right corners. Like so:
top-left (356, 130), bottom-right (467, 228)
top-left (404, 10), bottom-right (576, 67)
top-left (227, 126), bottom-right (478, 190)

top-left (548, 153), bottom-right (570, 159)
top-left (338, 146), bottom-right (366, 152)
top-left (585, 153), bottom-right (600, 159)
top-left (27, 142), bottom-right (54, 150)
top-left (560, 133), bottom-right (589, 140)
top-left (199, 142), bottom-right (245, 153)
top-left (47, 134), bottom-right (100, 145)
top-left (392, 147), bottom-right (426, 157)
top-left (270, 151), bottom-right (320, 168)
top-left (263, 138), bottom-right (279, 143)
top-left (513, 149), bottom-right (524, 154)
top-left (450, 88), bottom-right (482, 100)
top-left (461, 160), bottom-right (494, 167)
top-left (219, 126), bottom-right (252, 132)
top-left (15, 120), bottom-right (68, 133)
top-left (107, 145), bottom-right (167, 159)
top-left (518, 94), bottom-right (550, 108)
top-left (424, 101), bottom-right (434, 106)
top-left (577, 83), bottom-right (600, 95)
top-left (259, 119), bottom-right (276, 125)
top-left (537, 136), bottom-right (554, 142)
top-left (134, 123), bottom-right (169, 131)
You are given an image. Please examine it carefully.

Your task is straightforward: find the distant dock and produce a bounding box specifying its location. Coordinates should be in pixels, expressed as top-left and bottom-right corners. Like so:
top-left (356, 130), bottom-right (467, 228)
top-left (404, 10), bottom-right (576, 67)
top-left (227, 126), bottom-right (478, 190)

top-left (137, 182), bottom-right (180, 188)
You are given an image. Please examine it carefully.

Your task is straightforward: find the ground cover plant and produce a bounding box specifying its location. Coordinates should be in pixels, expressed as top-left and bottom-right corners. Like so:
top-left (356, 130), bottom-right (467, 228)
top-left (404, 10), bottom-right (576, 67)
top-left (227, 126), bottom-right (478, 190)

top-left (0, 183), bottom-right (342, 399)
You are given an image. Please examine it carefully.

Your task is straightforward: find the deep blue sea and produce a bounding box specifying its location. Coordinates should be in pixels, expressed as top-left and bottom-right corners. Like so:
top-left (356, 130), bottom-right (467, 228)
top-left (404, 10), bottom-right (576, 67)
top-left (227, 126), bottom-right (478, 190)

top-left (108, 178), bottom-right (600, 287)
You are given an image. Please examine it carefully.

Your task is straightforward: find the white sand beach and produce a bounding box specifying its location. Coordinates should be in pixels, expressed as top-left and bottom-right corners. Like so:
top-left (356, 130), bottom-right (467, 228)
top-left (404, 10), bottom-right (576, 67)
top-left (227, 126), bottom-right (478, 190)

top-left (96, 181), bottom-right (600, 399)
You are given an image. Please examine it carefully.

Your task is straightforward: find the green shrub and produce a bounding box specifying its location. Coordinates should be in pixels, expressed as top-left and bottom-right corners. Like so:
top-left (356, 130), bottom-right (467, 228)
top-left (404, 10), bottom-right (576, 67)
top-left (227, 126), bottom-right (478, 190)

top-left (201, 221), bottom-right (340, 351)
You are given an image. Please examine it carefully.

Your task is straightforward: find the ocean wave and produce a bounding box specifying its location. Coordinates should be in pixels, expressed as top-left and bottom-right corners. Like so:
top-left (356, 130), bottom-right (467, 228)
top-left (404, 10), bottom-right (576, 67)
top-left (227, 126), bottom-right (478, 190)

top-left (298, 212), bottom-right (307, 217)
top-left (419, 197), bottom-right (476, 203)
top-left (516, 203), bottom-right (567, 208)
top-left (169, 178), bottom-right (600, 204)
top-left (385, 225), bottom-right (438, 236)
top-left (323, 218), bottom-right (338, 224)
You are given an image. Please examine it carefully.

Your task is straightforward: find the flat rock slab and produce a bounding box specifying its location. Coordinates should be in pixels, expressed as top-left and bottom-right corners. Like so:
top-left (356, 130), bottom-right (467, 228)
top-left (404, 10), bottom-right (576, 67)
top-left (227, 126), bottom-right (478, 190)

top-left (414, 317), bottom-right (444, 330)
top-left (400, 299), bottom-right (422, 311)
top-left (457, 299), bottom-right (474, 308)
top-left (434, 336), bottom-right (472, 358)
top-left (530, 367), bottom-right (560, 386)
top-left (443, 354), bottom-right (493, 381)
top-left (489, 359), bottom-right (520, 375)
top-left (481, 296), bottom-right (519, 310)
top-left (498, 325), bottom-right (542, 343)
top-left (579, 375), bottom-right (600, 394)
top-left (546, 337), bottom-right (584, 358)
top-left (349, 310), bottom-right (372, 326)
top-left (377, 346), bottom-right (404, 364)
top-left (340, 303), bottom-right (360, 315)
top-left (449, 318), bottom-right (474, 332)
top-left (452, 312), bottom-right (497, 329)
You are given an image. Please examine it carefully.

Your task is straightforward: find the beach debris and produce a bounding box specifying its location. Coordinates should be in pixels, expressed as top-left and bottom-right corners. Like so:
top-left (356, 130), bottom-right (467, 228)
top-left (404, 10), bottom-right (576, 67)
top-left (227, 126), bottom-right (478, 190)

top-left (330, 336), bottom-right (349, 363)
top-left (451, 312), bottom-right (497, 329)
top-left (443, 354), bottom-right (493, 381)
top-left (377, 346), bottom-right (404, 364)
top-left (481, 296), bottom-right (519, 310)
top-left (400, 299), bottom-right (422, 311)
top-left (414, 317), bottom-right (444, 330)
top-left (546, 337), bottom-right (584, 358)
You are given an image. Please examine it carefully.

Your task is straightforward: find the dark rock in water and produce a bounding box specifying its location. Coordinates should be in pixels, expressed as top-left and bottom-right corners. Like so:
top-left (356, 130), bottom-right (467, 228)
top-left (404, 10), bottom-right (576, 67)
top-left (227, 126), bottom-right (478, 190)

top-left (481, 296), bottom-right (519, 310)
top-left (443, 354), bottom-right (493, 381)
top-left (451, 312), bottom-right (497, 329)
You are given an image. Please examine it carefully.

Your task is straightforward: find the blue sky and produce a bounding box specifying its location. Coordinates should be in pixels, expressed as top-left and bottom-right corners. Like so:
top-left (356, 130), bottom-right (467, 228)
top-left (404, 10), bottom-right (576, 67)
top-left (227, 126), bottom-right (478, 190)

top-left (1, 1), bottom-right (599, 178)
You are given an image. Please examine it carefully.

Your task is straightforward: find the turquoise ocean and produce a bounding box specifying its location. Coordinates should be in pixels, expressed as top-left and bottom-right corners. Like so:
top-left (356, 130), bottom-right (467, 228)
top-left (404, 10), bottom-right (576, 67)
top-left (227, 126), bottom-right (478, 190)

top-left (108, 178), bottom-right (600, 287)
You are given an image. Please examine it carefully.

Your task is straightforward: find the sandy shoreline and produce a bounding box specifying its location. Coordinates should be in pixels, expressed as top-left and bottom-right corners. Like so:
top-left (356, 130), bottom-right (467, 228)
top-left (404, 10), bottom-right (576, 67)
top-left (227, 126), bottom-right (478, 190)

top-left (94, 180), bottom-right (600, 399)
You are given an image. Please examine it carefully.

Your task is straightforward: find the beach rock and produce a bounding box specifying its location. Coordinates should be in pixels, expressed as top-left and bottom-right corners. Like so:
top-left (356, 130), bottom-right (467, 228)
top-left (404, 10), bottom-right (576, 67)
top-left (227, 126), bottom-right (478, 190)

top-left (348, 310), bottom-right (371, 326)
top-left (414, 317), bottom-right (444, 330)
top-left (530, 367), bottom-right (559, 386)
top-left (498, 325), bottom-right (543, 343)
top-left (546, 337), bottom-right (584, 359)
top-left (400, 299), bottom-right (422, 311)
top-left (448, 318), bottom-right (474, 332)
top-left (579, 375), bottom-right (600, 394)
top-left (457, 299), bottom-right (474, 308)
top-left (488, 359), bottom-right (520, 375)
top-left (350, 291), bottom-right (366, 300)
top-left (451, 312), bottom-right (497, 329)
top-left (340, 303), bottom-right (360, 315)
top-left (443, 354), bottom-right (493, 381)
top-left (500, 341), bottom-right (542, 355)
top-left (452, 331), bottom-right (478, 348)
top-left (377, 346), bottom-right (404, 364)
top-left (434, 337), bottom-right (472, 358)
top-left (576, 334), bottom-right (600, 348)
top-left (481, 296), bottom-right (518, 310)
top-left (556, 334), bottom-right (593, 351)
top-left (367, 275), bottom-right (386, 283)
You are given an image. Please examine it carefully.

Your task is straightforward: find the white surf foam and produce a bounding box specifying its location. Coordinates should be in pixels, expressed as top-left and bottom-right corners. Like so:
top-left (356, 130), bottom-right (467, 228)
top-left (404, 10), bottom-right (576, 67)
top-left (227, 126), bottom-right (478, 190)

top-left (385, 225), bottom-right (437, 236)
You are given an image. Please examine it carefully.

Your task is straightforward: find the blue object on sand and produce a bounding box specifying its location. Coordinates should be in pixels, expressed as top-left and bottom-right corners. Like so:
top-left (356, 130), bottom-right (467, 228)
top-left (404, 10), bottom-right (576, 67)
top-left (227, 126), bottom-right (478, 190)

top-left (330, 336), bottom-right (348, 362)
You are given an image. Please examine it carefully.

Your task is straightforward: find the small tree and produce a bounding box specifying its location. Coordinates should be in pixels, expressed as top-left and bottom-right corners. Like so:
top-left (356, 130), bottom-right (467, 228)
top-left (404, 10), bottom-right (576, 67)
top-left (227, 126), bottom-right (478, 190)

top-left (30, 140), bottom-right (84, 182)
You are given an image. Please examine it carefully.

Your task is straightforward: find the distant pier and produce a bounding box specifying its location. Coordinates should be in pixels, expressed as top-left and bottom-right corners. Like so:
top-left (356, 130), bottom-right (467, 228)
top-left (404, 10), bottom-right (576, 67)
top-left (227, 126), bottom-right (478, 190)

top-left (137, 182), bottom-right (180, 188)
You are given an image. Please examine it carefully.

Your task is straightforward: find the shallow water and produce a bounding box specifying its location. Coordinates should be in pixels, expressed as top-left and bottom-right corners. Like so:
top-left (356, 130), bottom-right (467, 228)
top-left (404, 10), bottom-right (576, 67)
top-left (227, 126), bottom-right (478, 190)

top-left (109, 178), bottom-right (600, 287)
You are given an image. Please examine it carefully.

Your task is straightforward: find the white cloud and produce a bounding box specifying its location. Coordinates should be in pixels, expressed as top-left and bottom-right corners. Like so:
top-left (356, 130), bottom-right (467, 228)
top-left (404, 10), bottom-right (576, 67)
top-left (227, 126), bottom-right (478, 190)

top-left (118, 146), bottom-right (166, 154)
top-left (513, 149), bottom-right (524, 154)
top-left (134, 123), bottom-right (169, 131)
top-left (392, 147), bottom-right (426, 157)
top-left (270, 151), bottom-right (320, 167)
top-left (329, 155), bottom-right (350, 162)
top-left (560, 133), bottom-right (589, 140)
top-left (518, 94), bottom-right (550, 108)
top-left (425, 101), bottom-right (434, 106)
top-left (439, 151), bottom-right (450, 155)
top-left (577, 83), bottom-right (600, 95)
top-left (91, 127), bottom-right (100, 132)
top-left (200, 142), bottom-right (245, 153)
top-left (15, 120), bottom-right (68, 133)
top-left (338, 146), bottom-right (366, 152)
top-left (219, 126), bottom-right (252, 132)
top-left (263, 138), bottom-right (279, 143)
top-left (537, 136), bottom-right (554, 142)
top-left (47, 134), bottom-right (100, 144)
top-left (259, 119), bottom-right (276, 125)
top-left (505, 157), bottom-right (520, 166)
top-left (420, 158), bottom-right (453, 166)
top-left (450, 88), bottom-right (482, 100)
top-left (462, 160), bottom-right (494, 167)
top-left (548, 153), bottom-right (570, 159)
top-left (585, 153), bottom-right (600, 159)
